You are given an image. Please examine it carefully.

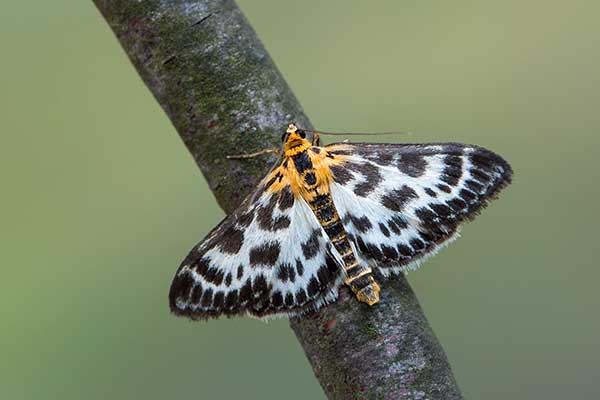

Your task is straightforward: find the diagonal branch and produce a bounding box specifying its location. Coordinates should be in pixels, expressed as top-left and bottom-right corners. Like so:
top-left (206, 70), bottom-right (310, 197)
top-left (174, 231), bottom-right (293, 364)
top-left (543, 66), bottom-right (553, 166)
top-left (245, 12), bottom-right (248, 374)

top-left (92, 1), bottom-right (463, 398)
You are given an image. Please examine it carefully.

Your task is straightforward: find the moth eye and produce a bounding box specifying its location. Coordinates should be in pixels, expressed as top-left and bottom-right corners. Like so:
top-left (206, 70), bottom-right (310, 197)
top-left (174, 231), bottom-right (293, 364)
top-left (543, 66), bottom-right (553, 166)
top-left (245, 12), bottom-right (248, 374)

top-left (298, 130), bottom-right (306, 139)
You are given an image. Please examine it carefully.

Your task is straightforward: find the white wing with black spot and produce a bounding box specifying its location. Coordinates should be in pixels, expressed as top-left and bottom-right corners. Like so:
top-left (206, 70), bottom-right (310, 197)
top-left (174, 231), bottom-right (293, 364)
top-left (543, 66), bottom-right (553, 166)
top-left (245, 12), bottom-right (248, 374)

top-left (169, 182), bottom-right (344, 320)
top-left (326, 142), bottom-right (512, 275)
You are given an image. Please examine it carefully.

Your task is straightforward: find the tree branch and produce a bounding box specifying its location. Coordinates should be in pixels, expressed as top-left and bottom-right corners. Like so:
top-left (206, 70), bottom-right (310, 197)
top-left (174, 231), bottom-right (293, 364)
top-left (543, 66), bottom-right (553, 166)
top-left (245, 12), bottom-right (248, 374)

top-left (93, 1), bottom-right (463, 398)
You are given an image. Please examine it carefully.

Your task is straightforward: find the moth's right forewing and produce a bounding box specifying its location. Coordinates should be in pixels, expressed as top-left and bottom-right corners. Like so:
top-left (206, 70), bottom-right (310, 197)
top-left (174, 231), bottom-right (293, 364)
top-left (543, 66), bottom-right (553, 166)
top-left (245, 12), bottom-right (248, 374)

top-left (324, 142), bottom-right (512, 275)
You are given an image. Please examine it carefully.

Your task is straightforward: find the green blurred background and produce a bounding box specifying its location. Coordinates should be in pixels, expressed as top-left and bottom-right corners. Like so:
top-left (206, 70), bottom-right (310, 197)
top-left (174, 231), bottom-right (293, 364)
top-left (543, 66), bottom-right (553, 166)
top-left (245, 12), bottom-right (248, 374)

top-left (1, 1), bottom-right (598, 399)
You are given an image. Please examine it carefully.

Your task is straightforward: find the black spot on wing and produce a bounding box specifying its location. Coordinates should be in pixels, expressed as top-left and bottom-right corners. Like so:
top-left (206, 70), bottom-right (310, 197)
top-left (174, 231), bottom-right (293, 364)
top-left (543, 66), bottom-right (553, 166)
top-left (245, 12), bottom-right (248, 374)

top-left (277, 185), bottom-right (294, 210)
top-left (193, 257), bottom-right (210, 276)
top-left (296, 288), bottom-right (307, 304)
top-left (295, 258), bottom-right (304, 276)
top-left (249, 242), bottom-right (280, 267)
top-left (271, 216), bottom-right (291, 231)
top-left (415, 207), bottom-right (448, 238)
top-left (378, 222), bottom-right (390, 237)
top-left (410, 238), bottom-right (425, 252)
top-left (397, 244), bottom-right (414, 258)
top-left (354, 146), bottom-right (394, 166)
top-left (250, 275), bottom-right (270, 311)
top-left (387, 216), bottom-right (408, 234)
top-left (469, 148), bottom-right (512, 179)
top-left (362, 151), bottom-right (394, 166)
top-left (381, 244), bottom-right (398, 261)
top-left (201, 288), bottom-right (213, 307)
top-left (354, 180), bottom-right (376, 197)
top-left (238, 279), bottom-right (252, 305)
top-left (347, 160), bottom-right (380, 178)
top-left (217, 226), bottom-right (244, 254)
top-left (213, 292), bottom-right (224, 308)
top-left (424, 187), bottom-right (437, 198)
top-left (238, 209), bottom-right (255, 227)
top-left (348, 161), bottom-right (382, 197)
top-left (348, 214), bottom-right (372, 233)
top-left (257, 195), bottom-right (291, 232)
top-left (316, 264), bottom-right (335, 288)
top-left (327, 147), bottom-right (353, 156)
top-left (468, 148), bottom-right (512, 190)
top-left (190, 284), bottom-right (203, 305)
top-left (437, 184), bottom-right (452, 193)
top-left (203, 266), bottom-right (225, 286)
top-left (224, 290), bottom-right (239, 311)
top-left (440, 155), bottom-right (463, 186)
top-left (277, 262), bottom-right (296, 283)
top-left (271, 291), bottom-right (283, 308)
top-left (253, 275), bottom-right (269, 296)
top-left (397, 153), bottom-right (427, 177)
top-left (356, 236), bottom-right (383, 261)
top-left (459, 188), bottom-right (477, 204)
top-left (419, 231), bottom-right (435, 244)
top-left (169, 268), bottom-right (195, 312)
top-left (429, 203), bottom-right (455, 220)
top-left (470, 168), bottom-right (491, 184)
top-left (307, 277), bottom-right (320, 297)
top-left (330, 165), bottom-right (353, 184)
top-left (447, 198), bottom-right (467, 213)
top-left (464, 179), bottom-right (484, 194)
top-left (256, 195), bottom-right (276, 224)
top-left (378, 153), bottom-right (394, 166)
top-left (301, 229), bottom-right (321, 260)
top-left (381, 185), bottom-right (418, 212)
top-left (284, 293), bottom-right (295, 308)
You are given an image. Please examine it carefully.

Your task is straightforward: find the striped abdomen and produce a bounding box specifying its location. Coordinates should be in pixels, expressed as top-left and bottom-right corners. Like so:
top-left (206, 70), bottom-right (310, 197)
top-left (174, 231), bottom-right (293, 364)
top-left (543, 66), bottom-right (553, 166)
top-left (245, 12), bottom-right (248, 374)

top-left (308, 193), bottom-right (380, 305)
top-left (292, 150), bottom-right (380, 305)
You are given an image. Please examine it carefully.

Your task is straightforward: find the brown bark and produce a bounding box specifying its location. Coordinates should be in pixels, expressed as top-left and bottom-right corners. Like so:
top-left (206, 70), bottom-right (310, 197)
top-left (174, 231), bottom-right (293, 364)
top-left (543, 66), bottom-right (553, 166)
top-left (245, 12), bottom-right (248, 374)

top-left (92, 1), bottom-right (463, 398)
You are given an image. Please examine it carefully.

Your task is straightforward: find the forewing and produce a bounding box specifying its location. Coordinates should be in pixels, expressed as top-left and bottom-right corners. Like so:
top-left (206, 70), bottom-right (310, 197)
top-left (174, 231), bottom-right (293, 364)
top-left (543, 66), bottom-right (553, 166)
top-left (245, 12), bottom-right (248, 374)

top-left (169, 169), bottom-right (344, 320)
top-left (325, 142), bottom-right (512, 275)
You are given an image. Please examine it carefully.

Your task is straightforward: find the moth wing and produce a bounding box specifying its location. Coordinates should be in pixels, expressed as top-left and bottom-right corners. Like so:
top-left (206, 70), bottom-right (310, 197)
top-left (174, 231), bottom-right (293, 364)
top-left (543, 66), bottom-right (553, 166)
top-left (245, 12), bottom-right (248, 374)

top-left (169, 167), bottom-right (344, 320)
top-left (325, 142), bottom-right (512, 275)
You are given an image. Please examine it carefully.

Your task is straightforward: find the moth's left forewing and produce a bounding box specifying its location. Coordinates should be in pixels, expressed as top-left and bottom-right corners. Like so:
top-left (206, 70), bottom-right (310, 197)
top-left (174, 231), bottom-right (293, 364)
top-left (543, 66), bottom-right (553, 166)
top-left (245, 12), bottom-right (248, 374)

top-left (324, 142), bottom-right (512, 275)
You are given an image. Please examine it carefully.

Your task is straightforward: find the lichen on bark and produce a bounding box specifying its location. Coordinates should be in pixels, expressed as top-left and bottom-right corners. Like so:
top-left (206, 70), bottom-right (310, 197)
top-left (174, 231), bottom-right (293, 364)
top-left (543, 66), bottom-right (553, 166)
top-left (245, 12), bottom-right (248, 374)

top-left (93, 1), bottom-right (463, 398)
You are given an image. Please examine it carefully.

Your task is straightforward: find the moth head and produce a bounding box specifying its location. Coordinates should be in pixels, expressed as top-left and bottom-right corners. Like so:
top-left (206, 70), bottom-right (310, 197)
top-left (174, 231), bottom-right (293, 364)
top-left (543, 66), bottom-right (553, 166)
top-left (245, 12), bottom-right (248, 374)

top-left (286, 123), bottom-right (298, 136)
top-left (282, 123), bottom-right (307, 144)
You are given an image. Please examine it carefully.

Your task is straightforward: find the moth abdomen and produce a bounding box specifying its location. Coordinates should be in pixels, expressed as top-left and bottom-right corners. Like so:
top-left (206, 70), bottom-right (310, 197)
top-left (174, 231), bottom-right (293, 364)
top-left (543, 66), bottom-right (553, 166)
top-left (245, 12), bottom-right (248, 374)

top-left (305, 176), bottom-right (380, 306)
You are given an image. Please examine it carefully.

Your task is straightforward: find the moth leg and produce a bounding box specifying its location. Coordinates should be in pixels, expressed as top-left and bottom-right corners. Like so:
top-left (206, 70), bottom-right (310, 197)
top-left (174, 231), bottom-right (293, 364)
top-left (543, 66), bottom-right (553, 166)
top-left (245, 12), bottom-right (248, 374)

top-left (226, 148), bottom-right (280, 159)
top-left (311, 132), bottom-right (320, 146)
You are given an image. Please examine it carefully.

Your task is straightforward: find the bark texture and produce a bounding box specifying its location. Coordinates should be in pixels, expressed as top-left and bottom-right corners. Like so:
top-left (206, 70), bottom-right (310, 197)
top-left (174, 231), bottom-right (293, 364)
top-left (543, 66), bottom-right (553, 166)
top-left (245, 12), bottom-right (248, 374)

top-left (93, 1), bottom-right (463, 398)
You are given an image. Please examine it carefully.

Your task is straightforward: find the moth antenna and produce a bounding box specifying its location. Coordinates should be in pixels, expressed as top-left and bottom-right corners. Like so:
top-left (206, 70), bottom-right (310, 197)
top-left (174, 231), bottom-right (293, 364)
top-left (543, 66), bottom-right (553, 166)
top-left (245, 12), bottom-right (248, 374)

top-left (303, 129), bottom-right (413, 137)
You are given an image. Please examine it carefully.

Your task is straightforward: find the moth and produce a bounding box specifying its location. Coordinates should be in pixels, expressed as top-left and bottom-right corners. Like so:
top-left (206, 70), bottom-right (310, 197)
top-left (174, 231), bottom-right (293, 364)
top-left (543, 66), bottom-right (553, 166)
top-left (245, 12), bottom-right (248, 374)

top-left (169, 123), bottom-right (512, 319)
